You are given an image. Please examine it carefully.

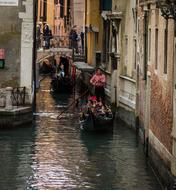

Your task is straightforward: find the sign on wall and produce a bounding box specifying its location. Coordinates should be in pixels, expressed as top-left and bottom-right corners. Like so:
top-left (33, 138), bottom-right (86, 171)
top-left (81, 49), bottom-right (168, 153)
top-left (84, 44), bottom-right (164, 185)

top-left (0, 0), bottom-right (18, 6)
top-left (0, 49), bottom-right (5, 69)
top-left (0, 49), bottom-right (5, 59)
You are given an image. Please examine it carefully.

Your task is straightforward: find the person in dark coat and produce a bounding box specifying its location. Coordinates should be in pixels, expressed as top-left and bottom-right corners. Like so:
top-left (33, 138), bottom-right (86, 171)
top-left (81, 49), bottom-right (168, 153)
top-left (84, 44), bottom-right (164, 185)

top-left (36, 22), bottom-right (42, 49)
top-left (43, 24), bottom-right (50, 49)
top-left (80, 31), bottom-right (84, 52)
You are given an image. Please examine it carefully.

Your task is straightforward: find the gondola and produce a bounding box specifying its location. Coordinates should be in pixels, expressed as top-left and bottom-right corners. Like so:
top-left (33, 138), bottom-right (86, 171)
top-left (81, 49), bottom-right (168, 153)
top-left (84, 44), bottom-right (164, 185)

top-left (80, 107), bottom-right (114, 132)
top-left (50, 75), bottom-right (73, 93)
top-left (39, 60), bottom-right (54, 75)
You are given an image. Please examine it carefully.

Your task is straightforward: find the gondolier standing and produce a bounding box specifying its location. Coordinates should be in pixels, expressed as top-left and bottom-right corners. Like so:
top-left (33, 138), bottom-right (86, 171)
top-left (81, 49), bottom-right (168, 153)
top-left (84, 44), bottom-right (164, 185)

top-left (90, 68), bottom-right (106, 103)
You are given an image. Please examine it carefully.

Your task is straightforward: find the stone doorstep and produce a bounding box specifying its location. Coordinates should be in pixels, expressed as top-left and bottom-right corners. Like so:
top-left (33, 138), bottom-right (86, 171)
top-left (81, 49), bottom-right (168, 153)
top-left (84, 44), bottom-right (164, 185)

top-left (0, 106), bottom-right (32, 116)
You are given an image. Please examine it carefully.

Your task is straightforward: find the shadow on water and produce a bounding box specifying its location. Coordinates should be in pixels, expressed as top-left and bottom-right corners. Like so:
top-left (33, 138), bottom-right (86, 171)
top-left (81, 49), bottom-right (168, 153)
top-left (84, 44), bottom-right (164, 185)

top-left (51, 91), bottom-right (72, 106)
top-left (80, 130), bottom-right (114, 156)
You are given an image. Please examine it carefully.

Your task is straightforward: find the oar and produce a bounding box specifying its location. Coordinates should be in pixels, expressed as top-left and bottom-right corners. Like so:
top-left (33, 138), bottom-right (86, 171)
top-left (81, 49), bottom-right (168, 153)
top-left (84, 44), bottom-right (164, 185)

top-left (57, 89), bottom-right (89, 120)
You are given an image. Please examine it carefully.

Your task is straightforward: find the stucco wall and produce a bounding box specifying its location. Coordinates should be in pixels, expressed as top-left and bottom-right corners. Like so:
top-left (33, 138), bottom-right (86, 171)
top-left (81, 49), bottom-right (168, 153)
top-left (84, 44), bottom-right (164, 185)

top-left (86, 0), bottom-right (103, 65)
top-left (73, 0), bottom-right (85, 32)
top-left (0, 4), bottom-right (23, 88)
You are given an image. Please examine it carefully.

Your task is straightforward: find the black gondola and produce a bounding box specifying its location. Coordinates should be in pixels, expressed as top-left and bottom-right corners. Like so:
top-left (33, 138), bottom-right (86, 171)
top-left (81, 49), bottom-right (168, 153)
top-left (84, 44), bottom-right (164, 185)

top-left (50, 56), bottom-right (74, 93)
top-left (39, 59), bottom-right (54, 74)
top-left (51, 75), bottom-right (73, 93)
top-left (80, 108), bottom-right (114, 132)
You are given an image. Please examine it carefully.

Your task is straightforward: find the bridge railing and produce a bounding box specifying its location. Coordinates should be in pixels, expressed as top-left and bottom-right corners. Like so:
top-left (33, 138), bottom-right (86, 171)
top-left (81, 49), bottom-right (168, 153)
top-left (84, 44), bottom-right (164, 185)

top-left (50, 35), bottom-right (70, 48)
top-left (37, 34), bottom-right (85, 52)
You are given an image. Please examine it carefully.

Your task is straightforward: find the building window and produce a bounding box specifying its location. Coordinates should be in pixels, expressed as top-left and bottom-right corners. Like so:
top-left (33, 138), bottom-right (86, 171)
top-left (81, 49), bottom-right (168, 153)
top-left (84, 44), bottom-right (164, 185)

top-left (125, 36), bottom-right (128, 65)
top-left (54, 0), bottom-right (58, 4)
top-left (148, 28), bottom-right (151, 62)
top-left (43, 0), bottom-right (47, 21)
top-left (100, 0), bottom-right (112, 11)
top-left (102, 20), bottom-right (110, 63)
top-left (39, 0), bottom-right (42, 18)
top-left (155, 28), bottom-right (158, 70)
top-left (111, 25), bottom-right (117, 53)
top-left (133, 39), bottom-right (137, 70)
top-left (164, 20), bottom-right (168, 74)
top-left (60, 0), bottom-right (64, 18)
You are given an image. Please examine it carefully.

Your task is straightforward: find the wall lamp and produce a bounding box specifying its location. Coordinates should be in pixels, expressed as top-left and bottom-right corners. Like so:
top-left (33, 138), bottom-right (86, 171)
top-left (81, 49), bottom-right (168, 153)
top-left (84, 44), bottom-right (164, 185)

top-left (157, 0), bottom-right (176, 20)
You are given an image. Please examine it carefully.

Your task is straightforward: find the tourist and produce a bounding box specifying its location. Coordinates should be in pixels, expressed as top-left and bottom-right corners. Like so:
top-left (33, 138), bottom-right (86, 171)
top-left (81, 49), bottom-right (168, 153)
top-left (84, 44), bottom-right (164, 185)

top-left (58, 64), bottom-right (65, 78)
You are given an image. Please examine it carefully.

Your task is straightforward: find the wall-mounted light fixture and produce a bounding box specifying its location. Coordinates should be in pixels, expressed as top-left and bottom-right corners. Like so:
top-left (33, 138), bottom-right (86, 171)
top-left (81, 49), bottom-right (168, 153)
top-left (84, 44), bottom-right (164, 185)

top-left (157, 0), bottom-right (176, 20)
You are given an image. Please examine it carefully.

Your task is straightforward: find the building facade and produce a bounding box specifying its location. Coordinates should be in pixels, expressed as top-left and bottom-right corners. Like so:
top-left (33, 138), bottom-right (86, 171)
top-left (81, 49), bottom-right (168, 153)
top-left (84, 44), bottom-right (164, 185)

top-left (137, 0), bottom-right (176, 187)
top-left (108, 0), bottom-right (137, 127)
top-left (85, 0), bottom-right (104, 66)
top-left (83, 0), bottom-right (176, 188)
top-left (73, 0), bottom-right (85, 33)
top-left (0, 2), bottom-right (22, 88)
top-left (0, 0), bottom-right (34, 104)
top-left (37, 0), bottom-right (55, 32)
top-left (38, 0), bottom-right (72, 36)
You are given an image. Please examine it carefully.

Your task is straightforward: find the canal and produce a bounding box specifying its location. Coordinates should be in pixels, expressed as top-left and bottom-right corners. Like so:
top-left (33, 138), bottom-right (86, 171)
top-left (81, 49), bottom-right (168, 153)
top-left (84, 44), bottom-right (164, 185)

top-left (0, 77), bottom-right (163, 190)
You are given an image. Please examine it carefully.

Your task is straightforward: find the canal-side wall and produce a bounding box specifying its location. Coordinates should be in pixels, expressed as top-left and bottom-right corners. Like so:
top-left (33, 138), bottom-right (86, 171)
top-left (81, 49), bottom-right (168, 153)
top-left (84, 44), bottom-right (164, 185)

top-left (0, 107), bottom-right (32, 128)
top-left (0, 87), bottom-right (33, 128)
top-left (116, 106), bottom-right (136, 129)
top-left (148, 132), bottom-right (176, 189)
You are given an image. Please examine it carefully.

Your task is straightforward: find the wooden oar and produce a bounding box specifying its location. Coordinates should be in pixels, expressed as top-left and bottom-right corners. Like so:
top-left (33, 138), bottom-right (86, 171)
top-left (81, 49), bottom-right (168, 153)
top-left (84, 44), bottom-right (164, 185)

top-left (57, 89), bottom-right (89, 120)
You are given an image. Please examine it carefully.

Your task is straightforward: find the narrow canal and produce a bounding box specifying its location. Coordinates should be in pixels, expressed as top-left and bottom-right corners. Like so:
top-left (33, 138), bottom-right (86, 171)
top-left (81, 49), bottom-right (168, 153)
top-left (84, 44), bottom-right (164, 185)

top-left (0, 77), bottom-right (162, 190)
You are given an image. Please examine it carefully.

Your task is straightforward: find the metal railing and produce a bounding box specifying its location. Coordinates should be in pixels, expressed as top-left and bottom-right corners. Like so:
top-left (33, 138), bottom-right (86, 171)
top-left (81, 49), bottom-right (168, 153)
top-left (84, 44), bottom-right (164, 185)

top-left (37, 34), bottom-right (84, 50)
top-left (11, 87), bottom-right (26, 107)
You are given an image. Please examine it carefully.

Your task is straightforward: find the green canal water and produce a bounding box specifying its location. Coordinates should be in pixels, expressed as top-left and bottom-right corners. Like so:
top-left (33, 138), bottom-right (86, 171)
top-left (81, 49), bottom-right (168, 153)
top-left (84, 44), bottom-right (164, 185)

top-left (0, 77), bottom-right (163, 190)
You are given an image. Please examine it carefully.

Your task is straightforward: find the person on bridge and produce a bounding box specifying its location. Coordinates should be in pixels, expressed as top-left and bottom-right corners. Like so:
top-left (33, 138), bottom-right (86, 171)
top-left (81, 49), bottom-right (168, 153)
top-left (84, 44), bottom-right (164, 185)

top-left (43, 23), bottom-right (50, 49)
top-left (90, 68), bottom-right (106, 104)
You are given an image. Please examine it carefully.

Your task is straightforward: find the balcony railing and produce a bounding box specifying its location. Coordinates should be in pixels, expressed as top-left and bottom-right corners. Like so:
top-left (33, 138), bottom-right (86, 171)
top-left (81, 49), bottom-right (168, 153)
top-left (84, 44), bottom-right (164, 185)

top-left (37, 34), bottom-right (85, 51)
top-left (11, 87), bottom-right (26, 107)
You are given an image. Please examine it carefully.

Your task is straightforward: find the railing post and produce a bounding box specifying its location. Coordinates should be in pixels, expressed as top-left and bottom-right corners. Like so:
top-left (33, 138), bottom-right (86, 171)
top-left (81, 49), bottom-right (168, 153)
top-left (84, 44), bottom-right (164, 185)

top-left (5, 87), bottom-right (13, 110)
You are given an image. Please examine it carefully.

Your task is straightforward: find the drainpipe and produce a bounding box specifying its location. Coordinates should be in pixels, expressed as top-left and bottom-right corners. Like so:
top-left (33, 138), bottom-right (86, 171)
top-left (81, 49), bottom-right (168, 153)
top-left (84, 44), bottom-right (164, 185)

top-left (143, 6), bottom-right (149, 157)
top-left (32, 0), bottom-right (37, 112)
top-left (143, 8), bottom-right (148, 82)
top-left (85, 0), bottom-right (88, 63)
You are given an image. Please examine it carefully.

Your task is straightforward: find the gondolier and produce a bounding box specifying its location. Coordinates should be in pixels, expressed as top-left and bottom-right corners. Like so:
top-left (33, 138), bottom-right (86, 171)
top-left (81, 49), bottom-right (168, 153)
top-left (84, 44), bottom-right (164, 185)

top-left (90, 68), bottom-right (106, 103)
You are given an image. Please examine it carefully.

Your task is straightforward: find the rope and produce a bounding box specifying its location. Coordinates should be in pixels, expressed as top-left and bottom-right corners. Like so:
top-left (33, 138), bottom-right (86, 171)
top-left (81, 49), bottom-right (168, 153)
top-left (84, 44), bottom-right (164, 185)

top-left (57, 88), bottom-right (89, 120)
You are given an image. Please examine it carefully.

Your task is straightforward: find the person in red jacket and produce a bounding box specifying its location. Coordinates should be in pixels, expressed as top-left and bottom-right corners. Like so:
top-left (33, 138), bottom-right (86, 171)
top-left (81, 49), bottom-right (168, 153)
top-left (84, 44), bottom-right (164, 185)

top-left (90, 68), bottom-right (106, 103)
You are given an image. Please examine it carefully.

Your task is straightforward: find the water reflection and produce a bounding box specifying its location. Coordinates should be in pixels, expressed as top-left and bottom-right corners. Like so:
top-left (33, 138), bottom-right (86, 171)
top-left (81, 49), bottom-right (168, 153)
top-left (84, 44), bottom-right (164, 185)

top-left (0, 126), bottom-right (34, 189)
top-left (80, 132), bottom-right (113, 156)
top-left (0, 77), bottom-right (162, 190)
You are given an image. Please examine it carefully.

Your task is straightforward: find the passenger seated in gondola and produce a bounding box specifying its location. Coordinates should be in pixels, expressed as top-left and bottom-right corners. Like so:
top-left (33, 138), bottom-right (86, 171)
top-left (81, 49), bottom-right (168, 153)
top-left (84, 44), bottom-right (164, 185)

top-left (80, 95), bottom-right (112, 121)
top-left (88, 96), bottom-right (112, 117)
top-left (57, 64), bottom-right (65, 78)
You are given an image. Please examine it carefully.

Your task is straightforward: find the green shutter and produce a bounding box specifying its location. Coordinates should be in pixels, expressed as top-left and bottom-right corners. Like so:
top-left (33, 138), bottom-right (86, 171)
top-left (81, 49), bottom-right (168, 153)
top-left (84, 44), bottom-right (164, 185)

top-left (102, 0), bottom-right (112, 11)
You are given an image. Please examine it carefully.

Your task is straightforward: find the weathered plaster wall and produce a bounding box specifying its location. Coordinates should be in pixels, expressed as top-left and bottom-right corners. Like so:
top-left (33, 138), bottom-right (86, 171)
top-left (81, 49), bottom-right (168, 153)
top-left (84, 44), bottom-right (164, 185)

top-left (0, 4), bottom-right (23, 87)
